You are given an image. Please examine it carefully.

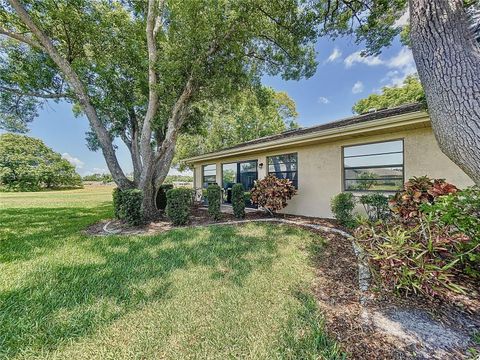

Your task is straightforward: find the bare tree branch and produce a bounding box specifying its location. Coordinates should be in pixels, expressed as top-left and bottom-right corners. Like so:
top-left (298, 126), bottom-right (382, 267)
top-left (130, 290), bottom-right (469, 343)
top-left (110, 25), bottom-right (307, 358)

top-left (0, 26), bottom-right (43, 50)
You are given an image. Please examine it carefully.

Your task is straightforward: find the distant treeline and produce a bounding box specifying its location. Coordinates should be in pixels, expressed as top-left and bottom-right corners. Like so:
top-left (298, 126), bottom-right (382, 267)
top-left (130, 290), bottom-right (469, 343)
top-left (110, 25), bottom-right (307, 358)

top-left (83, 173), bottom-right (193, 184)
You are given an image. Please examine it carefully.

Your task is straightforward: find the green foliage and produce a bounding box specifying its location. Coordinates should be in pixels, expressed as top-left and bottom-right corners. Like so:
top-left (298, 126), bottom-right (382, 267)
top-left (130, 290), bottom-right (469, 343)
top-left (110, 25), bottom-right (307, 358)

top-left (330, 193), bottom-right (356, 228)
top-left (163, 175), bottom-right (194, 184)
top-left (356, 216), bottom-right (475, 299)
top-left (82, 173), bottom-right (113, 183)
top-left (207, 184), bottom-right (222, 220)
top-left (421, 187), bottom-right (480, 277)
top-left (166, 188), bottom-right (192, 226)
top-left (175, 87), bottom-right (299, 165)
top-left (359, 194), bottom-right (390, 222)
top-left (353, 76), bottom-right (426, 114)
top-left (250, 175), bottom-right (297, 215)
top-left (112, 188), bottom-right (143, 226)
top-left (0, 133), bottom-right (82, 191)
top-left (232, 183), bottom-right (246, 219)
top-left (156, 184), bottom-right (174, 211)
top-left (389, 176), bottom-right (458, 221)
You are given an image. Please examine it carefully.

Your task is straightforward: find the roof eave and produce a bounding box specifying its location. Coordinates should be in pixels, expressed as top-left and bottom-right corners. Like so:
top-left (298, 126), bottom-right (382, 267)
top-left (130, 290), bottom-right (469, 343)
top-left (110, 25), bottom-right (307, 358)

top-left (184, 109), bottom-right (429, 164)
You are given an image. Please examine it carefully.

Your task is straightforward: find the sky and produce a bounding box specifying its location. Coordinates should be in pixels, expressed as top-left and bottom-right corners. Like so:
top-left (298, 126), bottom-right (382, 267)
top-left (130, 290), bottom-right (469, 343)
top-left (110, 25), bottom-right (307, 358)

top-left (14, 33), bottom-right (416, 177)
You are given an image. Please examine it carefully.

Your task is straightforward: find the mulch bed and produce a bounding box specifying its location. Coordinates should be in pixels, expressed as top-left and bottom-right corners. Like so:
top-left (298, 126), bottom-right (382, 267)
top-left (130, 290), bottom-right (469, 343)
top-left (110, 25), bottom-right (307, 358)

top-left (84, 205), bottom-right (343, 236)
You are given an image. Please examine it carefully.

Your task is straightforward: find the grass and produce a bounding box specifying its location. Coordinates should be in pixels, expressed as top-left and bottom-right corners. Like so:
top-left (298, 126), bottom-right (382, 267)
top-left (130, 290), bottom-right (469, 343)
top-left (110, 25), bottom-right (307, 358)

top-left (0, 185), bottom-right (343, 359)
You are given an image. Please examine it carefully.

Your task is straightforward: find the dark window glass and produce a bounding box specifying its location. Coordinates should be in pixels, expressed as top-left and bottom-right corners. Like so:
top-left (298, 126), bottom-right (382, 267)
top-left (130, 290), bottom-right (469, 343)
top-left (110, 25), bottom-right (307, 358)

top-left (343, 140), bottom-right (404, 192)
top-left (239, 161), bottom-right (258, 190)
top-left (202, 164), bottom-right (216, 188)
top-left (267, 153), bottom-right (298, 188)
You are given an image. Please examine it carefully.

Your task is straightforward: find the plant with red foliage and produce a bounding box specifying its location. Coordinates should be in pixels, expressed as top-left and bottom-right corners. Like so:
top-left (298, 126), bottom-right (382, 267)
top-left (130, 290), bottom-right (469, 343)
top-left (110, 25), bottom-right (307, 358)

top-left (250, 175), bottom-right (297, 215)
top-left (389, 176), bottom-right (457, 221)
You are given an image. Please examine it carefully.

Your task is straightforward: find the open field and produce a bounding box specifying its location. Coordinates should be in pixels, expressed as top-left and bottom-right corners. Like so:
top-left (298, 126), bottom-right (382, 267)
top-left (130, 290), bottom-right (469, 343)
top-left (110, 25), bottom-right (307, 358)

top-left (0, 186), bottom-right (342, 359)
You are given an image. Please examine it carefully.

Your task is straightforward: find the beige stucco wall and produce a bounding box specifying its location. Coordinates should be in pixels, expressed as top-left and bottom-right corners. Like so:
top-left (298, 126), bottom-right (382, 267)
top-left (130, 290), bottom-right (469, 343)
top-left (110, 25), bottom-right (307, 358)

top-left (192, 126), bottom-right (473, 218)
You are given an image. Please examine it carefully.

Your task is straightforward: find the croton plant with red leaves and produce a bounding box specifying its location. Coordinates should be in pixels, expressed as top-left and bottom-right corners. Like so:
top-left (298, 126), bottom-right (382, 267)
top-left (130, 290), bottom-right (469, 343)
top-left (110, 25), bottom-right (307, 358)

top-left (389, 176), bottom-right (458, 221)
top-left (250, 175), bottom-right (297, 215)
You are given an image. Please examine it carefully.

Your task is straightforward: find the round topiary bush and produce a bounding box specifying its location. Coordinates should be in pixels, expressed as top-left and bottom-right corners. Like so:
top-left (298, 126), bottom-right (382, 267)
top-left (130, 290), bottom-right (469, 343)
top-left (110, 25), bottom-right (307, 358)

top-left (166, 188), bottom-right (192, 225)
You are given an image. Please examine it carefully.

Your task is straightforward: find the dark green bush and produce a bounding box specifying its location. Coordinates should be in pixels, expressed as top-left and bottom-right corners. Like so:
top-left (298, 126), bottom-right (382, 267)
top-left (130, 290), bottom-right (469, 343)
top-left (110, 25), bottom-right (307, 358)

top-left (166, 188), bottom-right (192, 225)
top-left (232, 183), bottom-right (245, 219)
top-left (156, 184), bottom-right (174, 210)
top-left (359, 193), bottom-right (390, 221)
top-left (207, 184), bottom-right (221, 220)
top-left (330, 192), bottom-right (356, 228)
top-left (112, 188), bottom-right (143, 225)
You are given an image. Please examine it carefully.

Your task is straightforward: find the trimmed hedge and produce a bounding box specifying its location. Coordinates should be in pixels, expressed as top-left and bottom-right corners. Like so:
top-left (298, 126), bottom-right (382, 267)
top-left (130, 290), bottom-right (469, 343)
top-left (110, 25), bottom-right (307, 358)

top-left (330, 192), bottom-right (356, 228)
top-left (156, 184), bottom-right (174, 210)
top-left (207, 184), bottom-right (221, 220)
top-left (232, 183), bottom-right (245, 219)
top-left (112, 188), bottom-right (143, 226)
top-left (166, 188), bottom-right (192, 225)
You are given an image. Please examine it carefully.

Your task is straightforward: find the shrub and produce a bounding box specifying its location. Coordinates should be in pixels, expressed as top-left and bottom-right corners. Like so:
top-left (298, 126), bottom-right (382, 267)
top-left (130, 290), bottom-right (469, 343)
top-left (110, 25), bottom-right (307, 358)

top-left (156, 184), bottom-right (174, 210)
top-left (389, 176), bottom-right (457, 221)
top-left (250, 175), bottom-right (297, 215)
top-left (359, 194), bottom-right (390, 222)
top-left (421, 187), bottom-right (480, 277)
top-left (112, 188), bottom-right (143, 225)
top-left (330, 192), bottom-right (356, 228)
top-left (232, 183), bottom-right (245, 219)
top-left (166, 188), bottom-right (192, 225)
top-left (356, 218), bottom-right (470, 299)
top-left (207, 184), bottom-right (221, 220)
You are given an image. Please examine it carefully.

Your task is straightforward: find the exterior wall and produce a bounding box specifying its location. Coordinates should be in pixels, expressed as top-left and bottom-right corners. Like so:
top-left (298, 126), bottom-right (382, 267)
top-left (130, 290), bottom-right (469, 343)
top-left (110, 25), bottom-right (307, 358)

top-left (193, 126), bottom-right (473, 218)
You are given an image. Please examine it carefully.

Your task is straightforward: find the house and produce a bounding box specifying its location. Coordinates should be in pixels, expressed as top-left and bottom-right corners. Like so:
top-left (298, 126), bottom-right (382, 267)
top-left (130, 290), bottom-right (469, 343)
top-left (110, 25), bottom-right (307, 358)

top-left (185, 103), bottom-right (474, 218)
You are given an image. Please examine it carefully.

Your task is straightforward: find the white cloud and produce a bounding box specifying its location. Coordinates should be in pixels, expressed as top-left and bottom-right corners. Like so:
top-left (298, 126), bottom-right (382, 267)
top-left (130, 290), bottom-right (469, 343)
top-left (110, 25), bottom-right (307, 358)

top-left (62, 153), bottom-right (84, 169)
top-left (344, 51), bottom-right (383, 68)
top-left (325, 47), bottom-right (342, 63)
top-left (394, 9), bottom-right (409, 28)
top-left (352, 81), bottom-right (364, 94)
top-left (317, 96), bottom-right (330, 104)
top-left (382, 48), bottom-right (417, 87)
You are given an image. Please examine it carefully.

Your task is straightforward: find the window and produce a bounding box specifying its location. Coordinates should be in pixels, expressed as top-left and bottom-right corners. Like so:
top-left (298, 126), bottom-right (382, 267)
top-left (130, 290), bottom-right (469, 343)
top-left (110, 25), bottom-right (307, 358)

top-left (343, 140), bottom-right (404, 192)
top-left (222, 163), bottom-right (237, 188)
top-left (202, 164), bottom-right (216, 188)
top-left (267, 153), bottom-right (298, 188)
top-left (238, 161), bottom-right (258, 190)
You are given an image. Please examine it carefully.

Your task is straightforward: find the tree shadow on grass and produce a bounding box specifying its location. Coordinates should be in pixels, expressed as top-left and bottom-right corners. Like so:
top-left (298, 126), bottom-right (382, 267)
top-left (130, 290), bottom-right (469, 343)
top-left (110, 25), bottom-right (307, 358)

top-left (0, 203), bottom-right (112, 262)
top-left (0, 224), bottom-right (283, 358)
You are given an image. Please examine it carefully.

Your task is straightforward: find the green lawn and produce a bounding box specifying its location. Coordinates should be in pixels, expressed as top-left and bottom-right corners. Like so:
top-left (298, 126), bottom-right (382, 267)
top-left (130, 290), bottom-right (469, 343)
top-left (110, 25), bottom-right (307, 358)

top-left (0, 185), bottom-right (343, 359)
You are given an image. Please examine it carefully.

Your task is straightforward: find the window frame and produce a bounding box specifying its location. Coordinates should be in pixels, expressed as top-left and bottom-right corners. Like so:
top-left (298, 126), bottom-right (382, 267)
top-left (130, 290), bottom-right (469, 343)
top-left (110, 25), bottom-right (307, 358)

top-left (202, 164), bottom-right (217, 188)
top-left (220, 159), bottom-right (258, 190)
top-left (267, 152), bottom-right (298, 188)
top-left (342, 139), bottom-right (404, 193)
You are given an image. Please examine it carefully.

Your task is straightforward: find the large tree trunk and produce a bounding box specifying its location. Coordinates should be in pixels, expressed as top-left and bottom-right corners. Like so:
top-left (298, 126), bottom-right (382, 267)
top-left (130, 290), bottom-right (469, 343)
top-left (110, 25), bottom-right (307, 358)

top-left (409, 0), bottom-right (480, 185)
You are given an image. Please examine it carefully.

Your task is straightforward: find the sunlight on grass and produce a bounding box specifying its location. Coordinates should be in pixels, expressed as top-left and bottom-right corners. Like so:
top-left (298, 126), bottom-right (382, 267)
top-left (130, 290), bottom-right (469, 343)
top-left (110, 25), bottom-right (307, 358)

top-left (0, 186), bottom-right (343, 359)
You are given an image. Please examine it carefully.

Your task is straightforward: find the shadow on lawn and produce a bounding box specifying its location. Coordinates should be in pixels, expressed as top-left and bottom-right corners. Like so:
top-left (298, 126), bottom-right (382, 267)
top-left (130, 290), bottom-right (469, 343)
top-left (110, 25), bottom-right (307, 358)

top-left (0, 216), bottom-right (282, 358)
top-left (0, 203), bottom-right (112, 262)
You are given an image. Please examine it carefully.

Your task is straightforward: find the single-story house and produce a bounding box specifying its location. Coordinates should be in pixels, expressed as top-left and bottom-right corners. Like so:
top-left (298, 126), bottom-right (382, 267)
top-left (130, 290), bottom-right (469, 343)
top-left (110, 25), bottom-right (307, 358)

top-left (185, 103), bottom-right (474, 218)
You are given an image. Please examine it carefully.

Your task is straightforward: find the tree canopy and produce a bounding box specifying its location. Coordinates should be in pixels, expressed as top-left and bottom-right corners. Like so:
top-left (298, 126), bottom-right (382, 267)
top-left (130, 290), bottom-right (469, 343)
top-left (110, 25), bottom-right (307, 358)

top-left (175, 86), bottom-right (298, 166)
top-left (0, 133), bottom-right (82, 191)
top-left (0, 0), bottom-right (320, 216)
top-left (352, 75), bottom-right (425, 114)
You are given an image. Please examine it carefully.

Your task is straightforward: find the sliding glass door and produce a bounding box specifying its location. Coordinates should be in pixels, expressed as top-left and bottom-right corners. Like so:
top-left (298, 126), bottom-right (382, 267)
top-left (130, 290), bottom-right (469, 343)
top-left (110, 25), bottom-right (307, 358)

top-left (221, 160), bottom-right (258, 204)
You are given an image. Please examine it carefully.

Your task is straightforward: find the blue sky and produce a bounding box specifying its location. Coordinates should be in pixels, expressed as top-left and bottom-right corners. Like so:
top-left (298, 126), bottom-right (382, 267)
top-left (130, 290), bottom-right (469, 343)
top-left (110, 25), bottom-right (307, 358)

top-left (17, 36), bottom-right (416, 176)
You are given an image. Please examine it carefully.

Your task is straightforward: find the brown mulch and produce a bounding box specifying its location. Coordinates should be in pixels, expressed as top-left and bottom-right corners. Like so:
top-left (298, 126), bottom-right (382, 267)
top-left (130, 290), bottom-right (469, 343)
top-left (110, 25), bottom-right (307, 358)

top-left (84, 205), bottom-right (343, 236)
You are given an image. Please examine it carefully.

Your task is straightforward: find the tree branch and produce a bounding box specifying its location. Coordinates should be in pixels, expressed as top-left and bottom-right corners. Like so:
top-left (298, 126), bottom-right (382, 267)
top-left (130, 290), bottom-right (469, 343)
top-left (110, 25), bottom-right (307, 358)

top-left (0, 86), bottom-right (68, 99)
top-left (7, 0), bottom-right (133, 188)
top-left (0, 26), bottom-right (43, 50)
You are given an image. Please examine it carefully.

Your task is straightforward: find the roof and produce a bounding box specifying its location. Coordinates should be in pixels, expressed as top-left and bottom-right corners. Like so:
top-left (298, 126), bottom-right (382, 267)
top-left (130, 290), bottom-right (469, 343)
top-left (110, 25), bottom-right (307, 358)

top-left (186, 103), bottom-right (427, 163)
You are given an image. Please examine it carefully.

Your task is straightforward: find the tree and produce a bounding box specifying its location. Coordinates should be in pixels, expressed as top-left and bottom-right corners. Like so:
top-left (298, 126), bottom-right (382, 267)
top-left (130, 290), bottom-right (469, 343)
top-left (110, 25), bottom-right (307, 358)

top-left (352, 75), bottom-right (425, 114)
top-left (174, 86), bottom-right (298, 165)
top-left (0, 133), bottom-right (82, 191)
top-left (0, 0), bottom-right (318, 219)
top-left (313, 0), bottom-right (480, 185)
